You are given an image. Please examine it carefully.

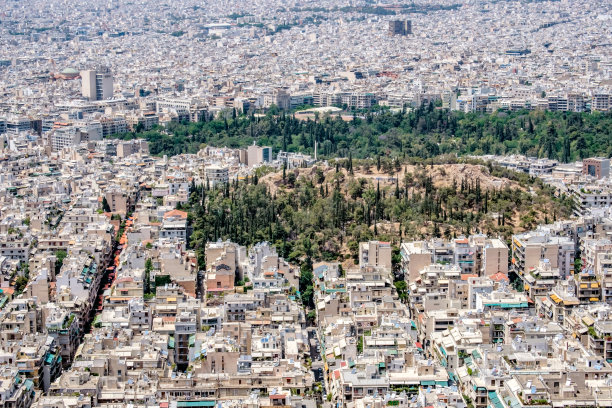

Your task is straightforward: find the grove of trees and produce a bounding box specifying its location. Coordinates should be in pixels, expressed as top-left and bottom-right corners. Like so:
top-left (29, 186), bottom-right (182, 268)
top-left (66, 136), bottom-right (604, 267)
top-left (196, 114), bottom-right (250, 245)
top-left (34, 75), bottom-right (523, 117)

top-left (110, 106), bottom-right (612, 161)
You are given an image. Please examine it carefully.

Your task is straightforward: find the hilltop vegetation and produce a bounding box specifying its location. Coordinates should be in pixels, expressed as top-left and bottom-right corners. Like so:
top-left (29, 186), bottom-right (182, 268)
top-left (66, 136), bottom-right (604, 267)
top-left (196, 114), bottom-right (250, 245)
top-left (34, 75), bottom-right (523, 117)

top-left (110, 106), bottom-right (612, 161)
top-left (185, 156), bottom-right (574, 276)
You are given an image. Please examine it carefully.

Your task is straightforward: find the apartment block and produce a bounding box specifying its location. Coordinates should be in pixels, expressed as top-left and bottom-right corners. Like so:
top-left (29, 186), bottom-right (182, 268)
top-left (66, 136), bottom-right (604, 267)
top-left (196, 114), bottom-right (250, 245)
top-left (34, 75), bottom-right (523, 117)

top-left (359, 241), bottom-right (392, 270)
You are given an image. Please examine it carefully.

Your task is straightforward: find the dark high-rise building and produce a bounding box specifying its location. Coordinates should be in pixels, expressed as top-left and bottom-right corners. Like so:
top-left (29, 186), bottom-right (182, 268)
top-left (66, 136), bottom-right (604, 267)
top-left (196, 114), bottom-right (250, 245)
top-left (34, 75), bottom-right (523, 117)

top-left (405, 20), bottom-right (412, 35)
top-left (389, 20), bottom-right (404, 35)
top-left (389, 20), bottom-right (412, 36)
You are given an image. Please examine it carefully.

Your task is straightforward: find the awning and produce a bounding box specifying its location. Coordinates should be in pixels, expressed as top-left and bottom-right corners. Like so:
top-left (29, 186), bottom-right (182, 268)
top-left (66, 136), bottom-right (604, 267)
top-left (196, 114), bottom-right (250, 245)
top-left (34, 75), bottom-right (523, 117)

top-left (488, 391), bottom-right (504, 408)
top-left (45, 354), bottom-right (56, 364)
top-left (415, 341), bottom-right (423, 350)
top-left (379, 362), bottom-right (385, 368)
top-left (176, 402), bottom-right (216, 407)
top-left (550, 294), bottom-right (561, 303)
top-left (420, 380), bottom-right (436, 386)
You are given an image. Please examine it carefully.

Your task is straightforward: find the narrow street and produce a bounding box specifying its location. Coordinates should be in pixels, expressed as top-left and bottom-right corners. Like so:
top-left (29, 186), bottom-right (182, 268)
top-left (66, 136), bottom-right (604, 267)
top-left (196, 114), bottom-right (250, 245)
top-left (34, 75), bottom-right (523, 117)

top-left (87, 216), bottom-right (131, 332)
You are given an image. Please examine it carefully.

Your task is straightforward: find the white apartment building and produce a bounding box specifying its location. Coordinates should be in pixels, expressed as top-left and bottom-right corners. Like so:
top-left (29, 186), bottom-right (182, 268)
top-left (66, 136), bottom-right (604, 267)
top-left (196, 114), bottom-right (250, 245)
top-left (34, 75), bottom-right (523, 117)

top-left (50, 126), bottom-right (80, 151)
top-left (205, 165), bottom-right (229, 187)
top-left (571, 185), bottom-right (612, 216)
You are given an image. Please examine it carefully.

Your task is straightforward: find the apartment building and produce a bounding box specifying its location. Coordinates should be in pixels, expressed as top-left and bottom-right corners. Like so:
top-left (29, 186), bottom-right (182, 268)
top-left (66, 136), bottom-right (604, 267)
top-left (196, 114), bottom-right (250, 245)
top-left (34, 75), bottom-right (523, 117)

top-left (50, 126), bottom-right (80, 151)
top-left (263, 89), bottom-right (290, 111)
top-left (204, 165), bottom-right (229, 187)
top-left (359, 241), bottom-right (392, 270)
top-left (401, 237), bottom-right (508, 282)
top-left (105, 188), bottom-right (133, 215)
top-left (160, 210), bottom-right (188, 240)
top-left (99, 116), bottom-right (128, 137)
top-left (511, 232), bottom-right (575, 278)
top-left (571, 185), bottom-right (612, 216)
top-left (116, 140), bottom-right (149, 158)
top-left (205, 241), bottom-right (245, 296)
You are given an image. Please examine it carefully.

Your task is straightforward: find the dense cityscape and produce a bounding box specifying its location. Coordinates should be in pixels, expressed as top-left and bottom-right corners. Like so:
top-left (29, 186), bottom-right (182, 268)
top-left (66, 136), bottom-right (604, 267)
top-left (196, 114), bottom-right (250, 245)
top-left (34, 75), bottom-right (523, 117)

top-left (0, 0), bottom-right (612, 408)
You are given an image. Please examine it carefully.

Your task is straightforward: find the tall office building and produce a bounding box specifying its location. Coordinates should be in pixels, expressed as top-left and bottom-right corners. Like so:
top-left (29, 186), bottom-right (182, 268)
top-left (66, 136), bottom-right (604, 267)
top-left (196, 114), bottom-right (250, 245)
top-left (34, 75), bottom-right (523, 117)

top-left (389, 20), bottom-right (412, 36)
top-left (406, 20), bottom-right (412, 35)
top-left (81, 67), bottom-right (113, 101)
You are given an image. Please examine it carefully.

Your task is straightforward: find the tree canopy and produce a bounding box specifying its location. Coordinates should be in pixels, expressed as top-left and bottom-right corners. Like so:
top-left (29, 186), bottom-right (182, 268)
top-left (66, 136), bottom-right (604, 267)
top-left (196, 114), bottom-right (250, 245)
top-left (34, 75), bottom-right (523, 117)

top-left (109, 107), bottom-right (612, 161)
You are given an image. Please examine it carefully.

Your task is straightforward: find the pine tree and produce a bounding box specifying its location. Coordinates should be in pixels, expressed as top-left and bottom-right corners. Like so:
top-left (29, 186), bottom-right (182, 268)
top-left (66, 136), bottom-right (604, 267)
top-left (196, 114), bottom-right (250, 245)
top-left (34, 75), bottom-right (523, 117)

top-left (433, 222), bottom-right (441, 238)
top-left (562, 136), bottom-right (571, 163)
top-left (543, 123), bottom-right (557, 159)
top-left (102, 197), bottom-right (111, 213)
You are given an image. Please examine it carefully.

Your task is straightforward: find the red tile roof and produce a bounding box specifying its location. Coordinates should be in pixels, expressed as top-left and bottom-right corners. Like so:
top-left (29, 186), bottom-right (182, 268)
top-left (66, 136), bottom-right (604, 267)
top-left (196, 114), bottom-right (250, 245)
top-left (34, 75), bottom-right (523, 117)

top-left (490, 272), bottom-right (510, 282)
top-left (163, 209), bottom-right (188, 219)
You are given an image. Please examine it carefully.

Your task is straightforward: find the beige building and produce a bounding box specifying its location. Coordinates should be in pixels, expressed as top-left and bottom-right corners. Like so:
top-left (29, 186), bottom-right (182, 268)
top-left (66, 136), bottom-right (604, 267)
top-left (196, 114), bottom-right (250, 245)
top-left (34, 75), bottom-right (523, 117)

top-left (246, 144), bottom-right (272, 166)
top-left (263, 88), bottom-right (290, 110)
top-left (81, 67), bottom-right (113, 101)
top-left (511, 232), bottom-right (575, 278)
top-left (400, 241), bottom-right (432, 282)
top-left (482, 238), bottom-right (509, 276)
top-left (116, 140), bottom-right (149, 158)
top-left (359, 241), bottom-right (392, 270)
top-left (104, 189), bottom-right (132, 215)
